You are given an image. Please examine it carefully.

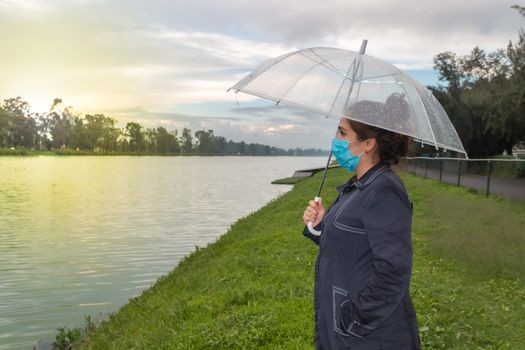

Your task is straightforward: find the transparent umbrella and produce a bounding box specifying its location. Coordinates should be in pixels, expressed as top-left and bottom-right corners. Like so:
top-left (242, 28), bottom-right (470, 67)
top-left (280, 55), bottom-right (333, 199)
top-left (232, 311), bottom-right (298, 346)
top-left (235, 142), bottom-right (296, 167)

top-left (228, 40), bottom-right (467, 233)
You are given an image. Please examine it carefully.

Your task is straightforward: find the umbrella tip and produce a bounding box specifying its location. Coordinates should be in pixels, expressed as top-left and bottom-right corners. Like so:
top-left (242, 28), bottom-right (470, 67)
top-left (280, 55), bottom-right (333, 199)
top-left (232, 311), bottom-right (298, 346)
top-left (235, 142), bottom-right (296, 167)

top-left (359, 39), bottom-right (368, 55)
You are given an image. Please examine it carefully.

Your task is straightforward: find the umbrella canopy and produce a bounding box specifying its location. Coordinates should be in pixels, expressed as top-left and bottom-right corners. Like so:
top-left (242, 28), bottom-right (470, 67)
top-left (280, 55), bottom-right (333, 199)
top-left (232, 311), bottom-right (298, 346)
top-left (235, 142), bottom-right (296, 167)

top-left (229, 45), bottom-right (467, 156)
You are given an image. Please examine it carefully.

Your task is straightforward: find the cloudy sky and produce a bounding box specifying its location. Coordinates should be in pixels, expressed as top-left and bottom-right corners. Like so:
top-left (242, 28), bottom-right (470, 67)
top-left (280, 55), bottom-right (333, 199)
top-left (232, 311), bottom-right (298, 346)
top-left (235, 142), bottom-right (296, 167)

top-left (0, 0), bottom-right (523, 148)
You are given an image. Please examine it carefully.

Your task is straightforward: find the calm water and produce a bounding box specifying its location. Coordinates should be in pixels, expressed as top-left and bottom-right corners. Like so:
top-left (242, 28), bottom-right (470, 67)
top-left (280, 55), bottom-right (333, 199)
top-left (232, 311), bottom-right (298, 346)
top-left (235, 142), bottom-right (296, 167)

top-left (0, 156), bottom-right (325, 349)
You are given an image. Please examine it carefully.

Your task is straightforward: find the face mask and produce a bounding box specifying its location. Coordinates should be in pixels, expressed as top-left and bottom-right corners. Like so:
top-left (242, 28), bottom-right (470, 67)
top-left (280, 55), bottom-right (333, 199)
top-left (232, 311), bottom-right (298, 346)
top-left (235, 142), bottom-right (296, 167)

top-left (331, 138), bottom-right (364, 172)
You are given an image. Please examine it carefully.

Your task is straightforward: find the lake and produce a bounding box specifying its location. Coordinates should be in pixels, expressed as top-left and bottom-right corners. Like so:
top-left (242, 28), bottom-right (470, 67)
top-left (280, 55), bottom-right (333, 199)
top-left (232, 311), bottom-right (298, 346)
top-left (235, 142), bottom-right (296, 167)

top-left (0, 156), bottom-right (326, 349)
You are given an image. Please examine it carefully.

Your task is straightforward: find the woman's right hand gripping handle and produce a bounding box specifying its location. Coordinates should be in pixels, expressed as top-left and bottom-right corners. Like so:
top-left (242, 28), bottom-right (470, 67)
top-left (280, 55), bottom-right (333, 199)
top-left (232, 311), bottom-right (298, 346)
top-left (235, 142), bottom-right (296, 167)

top-left (303, 197), bottom-right (325, 236)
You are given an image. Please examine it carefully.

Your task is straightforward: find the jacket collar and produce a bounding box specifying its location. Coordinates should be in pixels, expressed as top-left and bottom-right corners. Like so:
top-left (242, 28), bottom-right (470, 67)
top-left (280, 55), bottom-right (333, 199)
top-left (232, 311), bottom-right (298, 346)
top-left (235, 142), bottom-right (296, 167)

top-left (336, 162), bottom-right (390, 193)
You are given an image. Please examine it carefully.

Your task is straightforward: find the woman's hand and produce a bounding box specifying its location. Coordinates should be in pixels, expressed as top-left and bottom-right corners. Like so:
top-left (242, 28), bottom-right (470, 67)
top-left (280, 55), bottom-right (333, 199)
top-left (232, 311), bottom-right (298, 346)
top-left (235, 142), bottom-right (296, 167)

top-left (303, 198), bottom-right (325, 227)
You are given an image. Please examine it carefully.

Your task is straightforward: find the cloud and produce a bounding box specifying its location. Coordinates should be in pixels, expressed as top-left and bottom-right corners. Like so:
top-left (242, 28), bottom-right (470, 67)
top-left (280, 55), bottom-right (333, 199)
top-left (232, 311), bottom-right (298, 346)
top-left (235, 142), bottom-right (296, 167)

top-left (1, 0), bottom-right (523, 148)
top-left (0, 0), bottom-right (52, 13)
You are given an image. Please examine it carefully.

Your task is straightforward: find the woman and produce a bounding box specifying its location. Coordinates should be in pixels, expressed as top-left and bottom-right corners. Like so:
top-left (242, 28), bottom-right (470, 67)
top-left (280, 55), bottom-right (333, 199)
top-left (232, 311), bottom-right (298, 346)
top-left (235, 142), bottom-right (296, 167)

top-left (302, 94), bottom-right (420, 349)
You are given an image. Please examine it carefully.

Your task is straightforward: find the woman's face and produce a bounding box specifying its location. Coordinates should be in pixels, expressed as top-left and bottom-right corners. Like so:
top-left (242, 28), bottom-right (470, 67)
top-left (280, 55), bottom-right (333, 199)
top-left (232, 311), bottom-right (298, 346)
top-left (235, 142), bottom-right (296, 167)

top-left (336, 118), bottom-right (365, 155)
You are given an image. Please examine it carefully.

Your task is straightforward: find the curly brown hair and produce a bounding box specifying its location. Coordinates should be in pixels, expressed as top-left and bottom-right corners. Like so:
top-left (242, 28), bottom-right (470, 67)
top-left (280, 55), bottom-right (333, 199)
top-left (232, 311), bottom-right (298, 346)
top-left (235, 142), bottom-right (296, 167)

top-left (343, 93), bottom-right (411, 165)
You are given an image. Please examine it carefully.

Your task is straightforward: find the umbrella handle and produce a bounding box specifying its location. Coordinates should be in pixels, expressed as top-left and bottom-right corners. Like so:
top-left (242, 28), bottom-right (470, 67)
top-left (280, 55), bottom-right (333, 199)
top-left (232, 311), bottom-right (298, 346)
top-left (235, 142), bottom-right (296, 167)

top-left (307, 196), bottom-right (322, 236)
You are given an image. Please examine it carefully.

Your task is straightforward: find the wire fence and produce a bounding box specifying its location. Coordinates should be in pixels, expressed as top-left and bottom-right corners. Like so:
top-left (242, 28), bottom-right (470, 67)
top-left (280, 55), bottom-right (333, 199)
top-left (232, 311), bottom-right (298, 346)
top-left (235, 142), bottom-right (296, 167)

top-left (398, 157), bottom-right (525, 201)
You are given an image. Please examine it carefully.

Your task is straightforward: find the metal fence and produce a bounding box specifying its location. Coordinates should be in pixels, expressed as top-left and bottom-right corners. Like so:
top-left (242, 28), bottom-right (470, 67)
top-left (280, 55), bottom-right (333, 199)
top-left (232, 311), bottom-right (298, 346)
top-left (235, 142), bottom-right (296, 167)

top-left (398, 157), bottom-right (525, 201)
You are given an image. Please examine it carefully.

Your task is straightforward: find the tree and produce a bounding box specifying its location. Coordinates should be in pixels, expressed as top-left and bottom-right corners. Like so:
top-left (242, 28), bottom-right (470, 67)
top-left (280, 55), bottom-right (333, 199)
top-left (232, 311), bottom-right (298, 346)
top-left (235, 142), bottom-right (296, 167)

top-left (195, 129), bottom-right (214, 154)
top-left (0, 106), bottom-right (14, 148)
top-left (213, 136), bottom-right (227, 155)
top-left (125, 122), bottom-right (145, 152)
top-left (100, 116), bottom-right (120, 152)
top-left (0, 97), bottom-right (330, 156)
top-left (144, 128), bottom-right (158, 153)
top-left (156, 127), bottom-right (180, 153)
top-left (69, 116), bottom-right (86, 150)
top-left (181, 128), bottom-right (193, 154)
top-left (47, 99), bottom-right (73, 149)
top-left (84, 114), bottom-right (106, 151)
top-left (434, 51), bottom-right (465, 100)
top-left (1, 97), bottom-right (38, 148)
top-left (432, 5), bottom-right (525, 156)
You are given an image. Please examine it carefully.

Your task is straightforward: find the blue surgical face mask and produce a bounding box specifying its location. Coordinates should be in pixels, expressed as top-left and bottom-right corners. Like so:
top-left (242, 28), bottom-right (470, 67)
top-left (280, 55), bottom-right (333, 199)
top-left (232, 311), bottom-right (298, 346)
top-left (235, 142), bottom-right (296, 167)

top-left (331, 138), bottom-right (364, 172)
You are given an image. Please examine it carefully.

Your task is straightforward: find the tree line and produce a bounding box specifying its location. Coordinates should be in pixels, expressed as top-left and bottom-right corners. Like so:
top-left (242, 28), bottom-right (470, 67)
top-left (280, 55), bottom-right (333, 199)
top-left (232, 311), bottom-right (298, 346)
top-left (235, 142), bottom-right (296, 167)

top-left (0, 98), bottom-right (326, 156)
top-left (431, 5), bottom-right (525, 157)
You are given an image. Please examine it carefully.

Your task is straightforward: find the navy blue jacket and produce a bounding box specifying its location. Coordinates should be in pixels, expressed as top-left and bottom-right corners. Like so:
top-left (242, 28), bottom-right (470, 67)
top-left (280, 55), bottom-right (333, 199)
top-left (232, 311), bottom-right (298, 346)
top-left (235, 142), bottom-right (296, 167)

top-left (303, 163), bottom-right (420, 349)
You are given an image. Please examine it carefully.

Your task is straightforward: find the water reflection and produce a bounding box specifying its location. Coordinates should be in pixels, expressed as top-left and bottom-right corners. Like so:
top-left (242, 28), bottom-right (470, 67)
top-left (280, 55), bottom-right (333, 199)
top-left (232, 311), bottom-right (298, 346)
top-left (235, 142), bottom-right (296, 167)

top-left (0, 156), bottom-right (325, 349)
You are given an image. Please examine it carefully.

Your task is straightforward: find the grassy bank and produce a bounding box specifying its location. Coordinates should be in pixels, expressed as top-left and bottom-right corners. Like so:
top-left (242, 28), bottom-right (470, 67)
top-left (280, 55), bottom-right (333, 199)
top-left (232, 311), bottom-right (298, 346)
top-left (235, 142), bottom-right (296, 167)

top-left (73, 168), bottom-right (525, 349)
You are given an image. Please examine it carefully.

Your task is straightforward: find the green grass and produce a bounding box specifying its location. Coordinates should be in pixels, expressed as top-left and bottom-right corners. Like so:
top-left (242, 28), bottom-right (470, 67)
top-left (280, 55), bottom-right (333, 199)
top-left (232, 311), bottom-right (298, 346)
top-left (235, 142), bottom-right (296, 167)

top-left (74, 168), bottom-right (525, 349)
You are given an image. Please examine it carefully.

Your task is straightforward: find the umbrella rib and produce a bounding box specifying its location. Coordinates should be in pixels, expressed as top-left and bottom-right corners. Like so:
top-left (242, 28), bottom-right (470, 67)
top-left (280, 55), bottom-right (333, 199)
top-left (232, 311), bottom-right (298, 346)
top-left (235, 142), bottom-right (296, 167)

top-left (300, 54), bottom-right (348, 78)
top-left (275, 51), bottom-right (343, 105)
top-left (240, 88), bottom-right (328, 115)
top-left (431, 94), bottom-right (467, 155)
top-left (357, 80), bottom-right (404, 85)
top-left (356, 71), bottom-right (403, 82)
top-left (296, 49), bottom-right (356, 81)
top-left (305, 48), bottom-right (402, 83)
top-left (228, 50), bottom-right (302, 92)
top-left (410, 84), bottom-right (439, 149)
top-left (308, 48), bottom-right (345, 76)
top-left (299, 50), bottom-right (393, 83)
top-left (341, 53), bottom-right (366, 115)
top-left (326, 57), bottom-right (358, 117)
top-left (298, 50), bottom-right (386, 84)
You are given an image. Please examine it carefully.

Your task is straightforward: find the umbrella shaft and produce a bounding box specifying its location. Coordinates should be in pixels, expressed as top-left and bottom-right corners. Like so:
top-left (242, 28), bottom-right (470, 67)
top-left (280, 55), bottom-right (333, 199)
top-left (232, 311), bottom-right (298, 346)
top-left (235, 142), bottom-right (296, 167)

top-left (316, 150), bottom-right (333, 198)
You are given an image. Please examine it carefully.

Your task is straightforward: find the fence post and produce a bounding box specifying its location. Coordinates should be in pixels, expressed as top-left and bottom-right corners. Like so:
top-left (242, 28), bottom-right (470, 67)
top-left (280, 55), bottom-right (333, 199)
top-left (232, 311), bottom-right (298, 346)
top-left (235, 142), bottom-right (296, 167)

top-left (413, 158), bottom-right (417, 176)
top-left (486, 160), bottom-right (492, 197)
top-left (439, 159), bottom-right (443, 182)
top-left (424, 159), bottom-right (428, 178)
top-left (457, 159), bottom-right (462, 186)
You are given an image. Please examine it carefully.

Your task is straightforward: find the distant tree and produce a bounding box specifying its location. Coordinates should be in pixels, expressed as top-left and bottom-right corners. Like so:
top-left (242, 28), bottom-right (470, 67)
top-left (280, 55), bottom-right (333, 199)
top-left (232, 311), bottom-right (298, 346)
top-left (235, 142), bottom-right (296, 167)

top-left (3, 97), bottom-right (31, 117)
top-left (225, 140), bottom-right (239, 155)
top-left (84, 114), bottom-right (106, 151)
top-left (100, 116), bottom-right (120, 152)
top-left (213, 136), bottom-right (227, 155)
top-left (0, 97), bottom-right (331, 156)
top-left (47, 99), bottom-right (73, 149)
top-left (156, 127), bottom-right (180, 153)
top-left (125, 122), bottom-right (145, 152)
top-left (0, 106), bottom-right (9, 147)
top-left (144, 128), bottom-right (158, 153)
top-left (1, 97), bottom-right (38, 148)
top-left (195, 129), bottom-right (215, 154)
top-left (181, 128), bottom-right (193, 154)
top-left (69, 116), bottom-right (86, 150)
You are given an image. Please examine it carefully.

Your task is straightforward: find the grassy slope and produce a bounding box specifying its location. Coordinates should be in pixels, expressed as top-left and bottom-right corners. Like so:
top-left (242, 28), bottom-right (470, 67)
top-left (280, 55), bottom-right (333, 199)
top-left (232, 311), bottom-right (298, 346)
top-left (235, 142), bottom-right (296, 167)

top-left (78, 168), bottom-right (525, 349)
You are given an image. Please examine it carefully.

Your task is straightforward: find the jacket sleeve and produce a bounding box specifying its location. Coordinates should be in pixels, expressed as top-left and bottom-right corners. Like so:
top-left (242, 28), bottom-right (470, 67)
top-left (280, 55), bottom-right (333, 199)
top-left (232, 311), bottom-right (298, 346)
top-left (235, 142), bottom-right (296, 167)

top-left (340, 182), bottom-right (413, 337)
top-left (302, 221), bottom-right (323, 245)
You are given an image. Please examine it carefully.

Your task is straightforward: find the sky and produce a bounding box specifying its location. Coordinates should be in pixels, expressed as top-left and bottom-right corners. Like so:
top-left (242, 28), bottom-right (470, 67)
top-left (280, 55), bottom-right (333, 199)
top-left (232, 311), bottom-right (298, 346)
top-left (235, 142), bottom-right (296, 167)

top-left (0, 0), bottom-right (523, 149)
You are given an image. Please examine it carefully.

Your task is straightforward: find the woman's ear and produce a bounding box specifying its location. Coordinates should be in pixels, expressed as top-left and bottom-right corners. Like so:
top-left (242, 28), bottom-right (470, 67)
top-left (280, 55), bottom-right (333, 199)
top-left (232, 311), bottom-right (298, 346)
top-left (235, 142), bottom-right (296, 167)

top-left (364, 138), bottom-right (377, 154)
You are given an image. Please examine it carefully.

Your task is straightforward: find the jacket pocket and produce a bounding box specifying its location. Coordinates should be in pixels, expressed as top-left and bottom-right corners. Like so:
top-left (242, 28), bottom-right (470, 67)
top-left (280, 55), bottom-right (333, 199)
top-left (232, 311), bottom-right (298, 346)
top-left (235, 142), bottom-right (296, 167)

top-left (332, 219), bottom-right (367, 235)
top-left (332, 286), bottom-right (350, 336)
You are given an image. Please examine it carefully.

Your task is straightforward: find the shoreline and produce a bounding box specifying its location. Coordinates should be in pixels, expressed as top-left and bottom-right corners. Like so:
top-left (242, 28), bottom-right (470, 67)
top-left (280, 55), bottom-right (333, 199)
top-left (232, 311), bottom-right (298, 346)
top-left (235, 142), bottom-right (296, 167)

top-left (0, 148), bottom-right (329, 157)
top-left (0, 151), bottom-right (328, 157)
